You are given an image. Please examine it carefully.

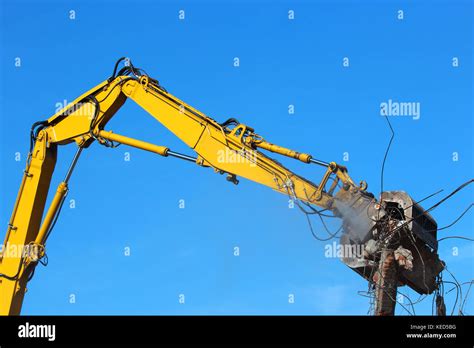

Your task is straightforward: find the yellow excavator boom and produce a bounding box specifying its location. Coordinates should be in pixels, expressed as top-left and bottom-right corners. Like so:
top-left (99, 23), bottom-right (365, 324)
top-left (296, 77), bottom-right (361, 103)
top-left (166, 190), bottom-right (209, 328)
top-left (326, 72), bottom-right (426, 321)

top-left (0, 58), bottom-right (376, 315)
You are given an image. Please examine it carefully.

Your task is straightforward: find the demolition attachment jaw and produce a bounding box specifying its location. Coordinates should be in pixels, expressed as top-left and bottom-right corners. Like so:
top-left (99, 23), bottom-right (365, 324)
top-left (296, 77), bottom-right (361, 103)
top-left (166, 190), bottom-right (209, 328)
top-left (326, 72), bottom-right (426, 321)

top-left (337, 190), bottom-right (444, 295)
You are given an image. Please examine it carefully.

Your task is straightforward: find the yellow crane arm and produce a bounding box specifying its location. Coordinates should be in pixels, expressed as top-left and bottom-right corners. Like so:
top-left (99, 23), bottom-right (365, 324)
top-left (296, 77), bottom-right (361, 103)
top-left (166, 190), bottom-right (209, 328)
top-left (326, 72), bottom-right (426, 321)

top-left (0, 59), bottom-right (372, 315)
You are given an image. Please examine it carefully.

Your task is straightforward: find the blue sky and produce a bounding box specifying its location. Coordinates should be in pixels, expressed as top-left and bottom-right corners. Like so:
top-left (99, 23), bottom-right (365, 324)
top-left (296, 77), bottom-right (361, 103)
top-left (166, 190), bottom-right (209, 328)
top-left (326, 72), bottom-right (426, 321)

top-left (0, 0), bottom-right (472, 315)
